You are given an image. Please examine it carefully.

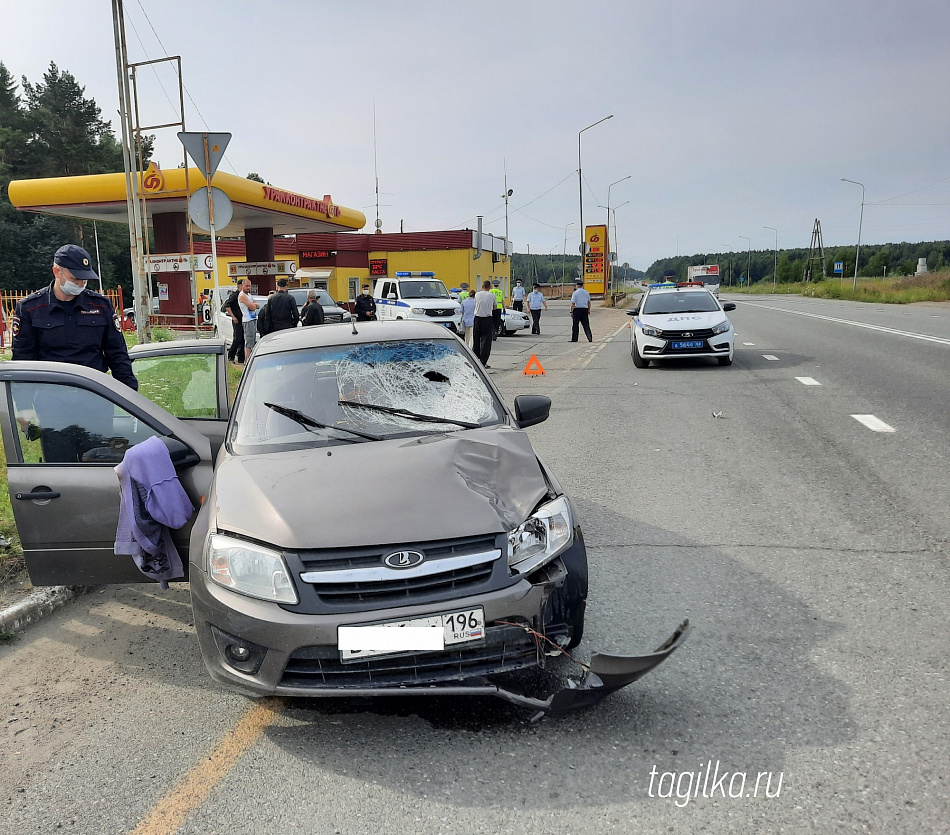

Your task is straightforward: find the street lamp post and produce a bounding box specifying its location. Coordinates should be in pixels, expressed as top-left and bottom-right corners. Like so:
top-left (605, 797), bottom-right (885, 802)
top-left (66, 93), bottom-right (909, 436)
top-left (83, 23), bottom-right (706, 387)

top-left (562, 222), bottom-right (574, 298)
top-left (578, 115), bottom-right (613, 255)
top-left (739, 235), bottom-right (751, 287)
top-left (841, 178), bottom-right (865, 291)
top-left (599, 200), bottom-right (630, 295)
top-left (605, 176), bottom-right (630, 296)
top-left (763, 226), bottom-right (777, 288)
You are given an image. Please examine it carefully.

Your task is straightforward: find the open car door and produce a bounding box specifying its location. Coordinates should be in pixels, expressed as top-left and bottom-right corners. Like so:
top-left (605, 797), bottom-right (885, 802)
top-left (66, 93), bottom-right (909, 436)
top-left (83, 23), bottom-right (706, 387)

top-left (0, 339), bottom-right (229, 586)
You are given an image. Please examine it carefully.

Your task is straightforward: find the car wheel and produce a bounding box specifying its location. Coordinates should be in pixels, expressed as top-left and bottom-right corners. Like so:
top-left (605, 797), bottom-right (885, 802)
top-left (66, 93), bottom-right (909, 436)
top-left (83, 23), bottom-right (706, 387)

top-left (718, 355), bottom-right (733, 366)
top-left (631, 338), bottom-right (649, 368)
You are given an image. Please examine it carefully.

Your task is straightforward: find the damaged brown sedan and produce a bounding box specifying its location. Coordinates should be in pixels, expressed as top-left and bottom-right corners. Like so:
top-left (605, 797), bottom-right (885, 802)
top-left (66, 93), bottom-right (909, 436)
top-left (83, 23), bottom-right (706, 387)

top-left (2, 320), bottom-right (688, 716)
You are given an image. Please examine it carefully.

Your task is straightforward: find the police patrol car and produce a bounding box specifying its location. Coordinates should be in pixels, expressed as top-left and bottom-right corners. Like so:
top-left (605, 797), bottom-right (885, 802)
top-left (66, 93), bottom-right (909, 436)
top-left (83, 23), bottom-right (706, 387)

top-left (626, 282), bottom-right (737, 367)
top-left (373, 272), bottom-right (462, 333)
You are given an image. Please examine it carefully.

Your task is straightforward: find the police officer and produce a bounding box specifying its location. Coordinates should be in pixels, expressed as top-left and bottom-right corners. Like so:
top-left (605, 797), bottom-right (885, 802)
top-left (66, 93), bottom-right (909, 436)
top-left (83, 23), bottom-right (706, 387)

top-left (570, 277), bottom-right (593, 342)
top-left (510, 279), bottom-right (525, 312)
top-left (490, 279), bottom-right (504, 339)
top-left (354, 284), bottom-right (377, 321)
top-left (260, 277), bottom-right (299, 333)
top-left (13, 244), bottom-right (137, 388)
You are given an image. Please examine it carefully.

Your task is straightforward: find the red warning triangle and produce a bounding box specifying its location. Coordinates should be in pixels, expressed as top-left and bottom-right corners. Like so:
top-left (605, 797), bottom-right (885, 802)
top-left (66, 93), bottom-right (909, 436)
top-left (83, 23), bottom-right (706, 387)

top-left (523, 354), bottom-right (546, 376)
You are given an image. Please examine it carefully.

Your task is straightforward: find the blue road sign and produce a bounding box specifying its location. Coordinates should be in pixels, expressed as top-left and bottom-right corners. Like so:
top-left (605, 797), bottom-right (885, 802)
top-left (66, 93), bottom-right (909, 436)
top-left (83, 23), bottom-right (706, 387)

top-left (834, 261), bottom-right (844, 275)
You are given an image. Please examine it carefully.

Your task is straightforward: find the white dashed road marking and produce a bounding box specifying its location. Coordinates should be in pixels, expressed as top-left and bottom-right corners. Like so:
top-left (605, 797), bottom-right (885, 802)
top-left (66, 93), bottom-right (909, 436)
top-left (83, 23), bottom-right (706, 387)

top-left (851, 414), bottom-right (896, 433)
top-left (763, 355), bottom-right (780, 361)
top-left (795, 377), bottom-right (821, 385)
top-left (742, 341), bottom-right (755, 346)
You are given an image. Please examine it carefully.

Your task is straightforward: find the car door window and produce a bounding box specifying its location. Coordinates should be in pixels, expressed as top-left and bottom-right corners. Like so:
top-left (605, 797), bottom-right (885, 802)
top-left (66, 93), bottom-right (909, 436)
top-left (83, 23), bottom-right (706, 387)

top-left (133, 353), bottom-right (219, 419)
top-left (10, 381), bottom-right (161, 465)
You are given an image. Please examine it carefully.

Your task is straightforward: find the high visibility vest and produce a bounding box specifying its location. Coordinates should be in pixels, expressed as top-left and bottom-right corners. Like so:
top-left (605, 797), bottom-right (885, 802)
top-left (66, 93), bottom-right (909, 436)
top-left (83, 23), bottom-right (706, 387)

top-left (491, 287), bottom-right (504, 308)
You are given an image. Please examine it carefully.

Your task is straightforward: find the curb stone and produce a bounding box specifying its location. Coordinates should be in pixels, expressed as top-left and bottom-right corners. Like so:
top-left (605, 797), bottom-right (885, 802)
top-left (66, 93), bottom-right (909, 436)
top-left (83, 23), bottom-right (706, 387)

top-left (0, 586), bottom-right (89, 635)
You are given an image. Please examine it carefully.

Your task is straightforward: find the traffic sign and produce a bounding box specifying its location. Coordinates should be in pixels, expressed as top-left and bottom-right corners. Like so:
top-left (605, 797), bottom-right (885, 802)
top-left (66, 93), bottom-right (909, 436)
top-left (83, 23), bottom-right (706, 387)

top-left (227, 260), bottom-right (298, 277)
top-left (188, 187), bottom-right (233, 231)
top-left (145, 254), bottom-right (190, 272)
top-left (834, 261), bottom-right (844, 275)
top-left (177, 132), bottom-right (231, 181)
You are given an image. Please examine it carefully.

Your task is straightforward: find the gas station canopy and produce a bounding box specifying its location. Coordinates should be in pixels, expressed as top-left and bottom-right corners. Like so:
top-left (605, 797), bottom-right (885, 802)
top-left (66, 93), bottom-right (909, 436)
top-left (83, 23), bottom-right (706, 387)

top-left (7, 166), bottom-right (366, 236)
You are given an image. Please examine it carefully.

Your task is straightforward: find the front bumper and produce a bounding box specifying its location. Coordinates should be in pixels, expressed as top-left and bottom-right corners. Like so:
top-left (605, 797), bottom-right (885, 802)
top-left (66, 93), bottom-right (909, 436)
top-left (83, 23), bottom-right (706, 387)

top-left (190, 541), bottom-right (689, 717)
top-left (635, 330), bottom-right (734, 360)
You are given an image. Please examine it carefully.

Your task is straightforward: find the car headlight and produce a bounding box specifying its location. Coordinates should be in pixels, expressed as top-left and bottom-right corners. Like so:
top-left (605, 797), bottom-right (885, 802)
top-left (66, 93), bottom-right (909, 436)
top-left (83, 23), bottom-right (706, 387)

top-left (342, 312), bottom-right (352, 321)
top-left (640, 323), bottom-right (662, 337)
top-left (411, 307), bottom-right (426, 314)
top-left (507, 496), bottom-right (573, 574)
top-left (711, 320), bottom-right (731, 335)
top-left (207, 534), bottom-right (298, 604)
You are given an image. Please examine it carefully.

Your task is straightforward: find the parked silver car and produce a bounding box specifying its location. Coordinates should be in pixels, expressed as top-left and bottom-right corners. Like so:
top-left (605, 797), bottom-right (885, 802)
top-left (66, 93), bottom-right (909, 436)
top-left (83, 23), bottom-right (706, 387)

top-left (0, 322), bottom-right (688, 715)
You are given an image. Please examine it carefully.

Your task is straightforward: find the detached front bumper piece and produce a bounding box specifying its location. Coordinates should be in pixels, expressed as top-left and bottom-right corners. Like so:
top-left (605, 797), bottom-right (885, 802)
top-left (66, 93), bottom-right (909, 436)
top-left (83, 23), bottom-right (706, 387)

top-left (492, 618), bottom-right (691, 720)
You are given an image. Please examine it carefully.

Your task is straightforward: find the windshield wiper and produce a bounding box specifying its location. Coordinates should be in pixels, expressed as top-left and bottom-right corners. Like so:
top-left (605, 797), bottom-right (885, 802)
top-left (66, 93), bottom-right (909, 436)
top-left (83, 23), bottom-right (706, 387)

top-left (338, 399), bottom-right (480, 428)
top-left (264, 402), bottom-right (382, 441)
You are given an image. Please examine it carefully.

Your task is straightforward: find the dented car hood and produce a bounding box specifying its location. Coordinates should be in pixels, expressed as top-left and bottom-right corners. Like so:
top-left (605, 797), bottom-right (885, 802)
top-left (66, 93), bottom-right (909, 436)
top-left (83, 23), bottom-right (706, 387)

top-left (211, 426), bottom-right (550, 549)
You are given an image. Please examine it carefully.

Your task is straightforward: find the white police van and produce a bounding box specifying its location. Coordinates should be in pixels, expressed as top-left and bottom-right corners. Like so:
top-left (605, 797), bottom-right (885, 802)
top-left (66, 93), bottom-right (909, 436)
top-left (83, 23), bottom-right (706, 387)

top-left (373, 272), bottom-right (462, 333)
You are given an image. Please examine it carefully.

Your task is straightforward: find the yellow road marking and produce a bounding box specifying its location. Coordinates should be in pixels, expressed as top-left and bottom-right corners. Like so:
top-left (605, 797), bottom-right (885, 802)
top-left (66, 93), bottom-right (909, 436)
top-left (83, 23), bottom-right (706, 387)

top-left (130, 698), bottom-right (281, 835)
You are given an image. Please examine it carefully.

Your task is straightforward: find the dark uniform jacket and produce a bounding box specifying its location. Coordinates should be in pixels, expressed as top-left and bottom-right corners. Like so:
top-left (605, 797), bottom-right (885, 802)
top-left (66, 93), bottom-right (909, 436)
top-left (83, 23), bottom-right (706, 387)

top-left (263, 290), bottom-right (299, 332)
top-left (354, 294), bottom-right (377, 320)
top-left (12, 283), bottom-right (138, 389)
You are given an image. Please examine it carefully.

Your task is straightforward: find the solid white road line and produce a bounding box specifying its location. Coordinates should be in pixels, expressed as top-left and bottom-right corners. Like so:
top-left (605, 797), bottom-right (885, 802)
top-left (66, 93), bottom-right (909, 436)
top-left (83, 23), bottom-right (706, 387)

top-left (851, 414), bottom-right (896, 433)
top-left (763, 354), bottom-right (780, 361)
top-left (736, 300), bottom-right (950, 346)
top-left (795, 377), bottom-right (821, 385)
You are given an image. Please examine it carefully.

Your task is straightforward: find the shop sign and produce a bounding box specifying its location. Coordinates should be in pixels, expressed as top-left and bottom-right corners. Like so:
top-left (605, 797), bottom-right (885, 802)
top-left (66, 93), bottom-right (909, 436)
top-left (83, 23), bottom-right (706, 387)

top-left (584, 225), bottom-right (608, 293)
top-left (262, 186), bottom-right (342, 218)
top-left (299, 250), bottom-right (337, 264)
top-left (370, 258), bottom-right (388, 276)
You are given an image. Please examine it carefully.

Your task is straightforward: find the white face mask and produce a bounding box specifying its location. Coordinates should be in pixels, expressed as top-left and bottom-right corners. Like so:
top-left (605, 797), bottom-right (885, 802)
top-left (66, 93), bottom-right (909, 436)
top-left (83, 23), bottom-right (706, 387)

top-left (61, 277), bottom-right (86, 296)
top-left (362, 290), bottom-right (369, 295)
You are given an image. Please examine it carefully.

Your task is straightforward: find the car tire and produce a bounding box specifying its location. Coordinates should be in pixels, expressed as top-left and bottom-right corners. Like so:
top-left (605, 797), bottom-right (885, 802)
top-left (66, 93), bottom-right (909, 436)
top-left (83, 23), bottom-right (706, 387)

top-left (718, 355), bottom-right (733, 366)
top-left (631, 338), bottom-right (650, 368)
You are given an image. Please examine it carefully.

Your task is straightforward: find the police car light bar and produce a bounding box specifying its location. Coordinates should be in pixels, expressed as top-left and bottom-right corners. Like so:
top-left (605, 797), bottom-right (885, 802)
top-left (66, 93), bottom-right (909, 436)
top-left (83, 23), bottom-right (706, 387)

top-left (394, 271), bottom-right (435, 277)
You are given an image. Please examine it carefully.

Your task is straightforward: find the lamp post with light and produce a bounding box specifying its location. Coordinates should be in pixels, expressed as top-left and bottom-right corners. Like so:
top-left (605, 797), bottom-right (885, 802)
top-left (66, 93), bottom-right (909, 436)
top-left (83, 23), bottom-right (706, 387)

top-left (763, 226), bottom-right (777, 288)
top-left (578, 115), bottom-right (613, 255)
top-left (739, 236), bottom-right (751, 287)
top-left (840, 178), bottom-right (865, 290)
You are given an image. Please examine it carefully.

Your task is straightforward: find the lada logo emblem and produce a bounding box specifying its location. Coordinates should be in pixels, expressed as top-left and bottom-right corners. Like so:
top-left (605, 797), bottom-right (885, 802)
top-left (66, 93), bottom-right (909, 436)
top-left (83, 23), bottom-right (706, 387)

top-left (683, 332), bottom-right (693, 337)
top-left (383, 550), bottom-right (425, 569)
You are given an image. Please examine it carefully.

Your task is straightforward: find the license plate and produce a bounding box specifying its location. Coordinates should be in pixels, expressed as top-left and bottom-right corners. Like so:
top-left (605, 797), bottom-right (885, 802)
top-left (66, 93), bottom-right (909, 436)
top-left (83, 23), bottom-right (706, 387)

top-left (339, 607), bottom-right (485, 662)
top-left (442, 321), bottom-right (455, 328)
top-left (671, 340), bottom-right (704, 350)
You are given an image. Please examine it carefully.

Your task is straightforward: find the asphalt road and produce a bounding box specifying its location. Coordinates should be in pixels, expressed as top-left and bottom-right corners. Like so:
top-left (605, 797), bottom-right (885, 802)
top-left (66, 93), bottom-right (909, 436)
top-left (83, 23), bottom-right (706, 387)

top-left (1, 296), bottom-right (948, 834)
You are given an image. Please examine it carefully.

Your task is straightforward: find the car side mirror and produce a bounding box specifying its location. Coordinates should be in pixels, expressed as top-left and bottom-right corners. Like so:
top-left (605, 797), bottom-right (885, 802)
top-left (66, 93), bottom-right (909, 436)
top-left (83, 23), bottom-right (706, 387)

top-left (514, 395), bottom-right (551, 428)
top-left (387, 293), bottom-right (397, 300)
top-left (722, 302), bottom-right (736, 311)
top-left (626, 309), bottom-right (636, 316)
top-left (159, 435), bottom-right (201, 469)
top-left (336, 301), bottom-right (346, 307)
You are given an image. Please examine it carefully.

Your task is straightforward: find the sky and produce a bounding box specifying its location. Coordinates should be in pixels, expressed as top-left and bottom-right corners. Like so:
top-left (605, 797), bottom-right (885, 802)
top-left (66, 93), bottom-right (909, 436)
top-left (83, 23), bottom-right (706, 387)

top-left (5, 0), bottom-right (950, 270)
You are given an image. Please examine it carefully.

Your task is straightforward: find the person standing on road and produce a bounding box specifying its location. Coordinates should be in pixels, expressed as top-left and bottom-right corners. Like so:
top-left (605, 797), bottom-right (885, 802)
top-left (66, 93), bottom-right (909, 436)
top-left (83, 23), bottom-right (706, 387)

top-left (570, 278), bottom-right (593, 342)
top-left (490, 279), bottom-right (504, 340)
top-left (528, 282), bottom-right (547, 335)
top-left (354, 284), bottom-right (377, 321)
top-left (262, 278), bottom-right (299, 333)
top-left (300, 289), bottom-right (326, 326)
top-left (473, 279), bottom-right (497, 367)
top-left (223, 287), bottom-right (245, 363)
top-left (511, 279), bottom-right (525, 312)
top-left (238, 279), bottom-right (259, 355)
top-left (460, 287), bottom-right (476, 348)
top-left (13, 244), bottom-right (137, 388)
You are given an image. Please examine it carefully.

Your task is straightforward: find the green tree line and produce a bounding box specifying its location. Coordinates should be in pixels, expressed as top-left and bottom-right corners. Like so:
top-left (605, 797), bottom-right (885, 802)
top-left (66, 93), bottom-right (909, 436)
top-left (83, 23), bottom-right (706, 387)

top-left (647, 240), bottom-right (950, 286)
top-left (511, 252), bottom-right (645, 286)
top-left (0, 60), bottom-right (152, 296)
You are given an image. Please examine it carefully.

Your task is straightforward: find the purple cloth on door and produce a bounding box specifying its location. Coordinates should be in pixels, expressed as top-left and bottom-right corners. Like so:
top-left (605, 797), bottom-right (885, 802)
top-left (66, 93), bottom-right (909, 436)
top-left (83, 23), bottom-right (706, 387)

top-left (114, 436), bottom-right (195, 588)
